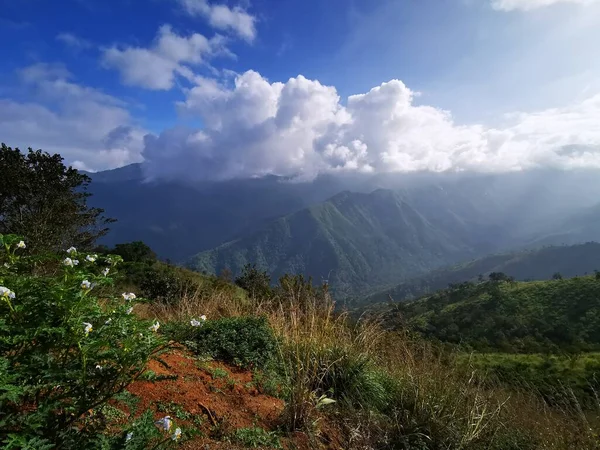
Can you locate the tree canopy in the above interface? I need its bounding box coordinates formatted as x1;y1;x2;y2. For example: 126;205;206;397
0;144;114;252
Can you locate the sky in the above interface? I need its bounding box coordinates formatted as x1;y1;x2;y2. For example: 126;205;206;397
1;0;600;180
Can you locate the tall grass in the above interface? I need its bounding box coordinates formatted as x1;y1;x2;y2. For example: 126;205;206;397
143;274;600;449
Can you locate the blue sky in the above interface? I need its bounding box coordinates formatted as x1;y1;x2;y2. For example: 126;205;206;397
1;0;600;178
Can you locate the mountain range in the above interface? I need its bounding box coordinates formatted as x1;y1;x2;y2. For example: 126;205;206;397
86;164;600;297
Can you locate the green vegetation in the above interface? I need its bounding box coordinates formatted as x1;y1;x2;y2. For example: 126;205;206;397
364;241;600;306
184;316;277;369
231;426;282;448
0;234;183;449
0;144;114;253
384;276;600;353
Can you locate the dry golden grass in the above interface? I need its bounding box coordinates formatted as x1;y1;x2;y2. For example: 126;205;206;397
140;279;600;449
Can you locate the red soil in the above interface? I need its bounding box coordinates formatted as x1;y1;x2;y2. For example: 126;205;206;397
121;347;331;449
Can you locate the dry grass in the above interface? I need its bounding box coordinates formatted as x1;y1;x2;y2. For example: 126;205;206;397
139;279;600;449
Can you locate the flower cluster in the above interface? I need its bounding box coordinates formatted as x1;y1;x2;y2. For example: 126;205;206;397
149;321;160;332
122;292;136;301
86;254;98;263
0;286;16;299
63;257;79;267
154;416;182;441
190;315;207;327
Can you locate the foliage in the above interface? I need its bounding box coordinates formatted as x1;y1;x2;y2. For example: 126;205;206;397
0;144;114;253
0;234;172;448
235;263;273;300
231;426;282;449
111;241;157;263
186;316;276;369
384;276;600;353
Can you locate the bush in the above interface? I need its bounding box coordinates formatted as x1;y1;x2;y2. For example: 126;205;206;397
0;234;177;448
186;316;276;369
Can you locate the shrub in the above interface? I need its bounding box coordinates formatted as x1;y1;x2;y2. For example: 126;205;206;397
0;234;178;448
186;316;276;369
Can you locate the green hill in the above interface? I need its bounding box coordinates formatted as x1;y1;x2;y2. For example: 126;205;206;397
363;242;600;306
382;275;600;353
187;189;496;297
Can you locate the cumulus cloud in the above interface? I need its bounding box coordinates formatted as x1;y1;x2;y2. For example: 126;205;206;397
56;32;92;51
0;63;145;171
102;25;231;90
142;70;600;181
177;0;256;42
491;0;599;11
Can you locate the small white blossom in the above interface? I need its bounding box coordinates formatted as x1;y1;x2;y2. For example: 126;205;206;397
122;292;136;301
16;240;26;249
126;306;134;315
102;267;110;276
83;322;93;335
3;263;9;269
172;427;182;441
190;319;202;327
105;318;112;325
73;259;79;266
86;254;97;263
63;258;74;267
200;315;207;321
81;280;92;290
149;321;160;332
155;416;172;432
125;432;133;442
0;286;15;299
66;246;77;254
95;364;103;371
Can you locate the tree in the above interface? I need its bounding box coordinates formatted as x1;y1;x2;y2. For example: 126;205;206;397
552;272;563;280
112;241;156;263
0;144;114;252
235;263;272;299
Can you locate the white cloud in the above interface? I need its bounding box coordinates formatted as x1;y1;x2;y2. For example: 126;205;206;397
0;63;145;171
491;0;599;11
56;32;92;51
102;25;231;90
142;70;600;180
177;0;256;42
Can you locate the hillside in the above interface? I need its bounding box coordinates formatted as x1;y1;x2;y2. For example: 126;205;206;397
363;242;600;305
381;276;600;353
188;189;503;297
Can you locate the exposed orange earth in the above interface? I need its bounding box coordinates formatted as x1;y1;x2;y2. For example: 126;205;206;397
119;347;336;449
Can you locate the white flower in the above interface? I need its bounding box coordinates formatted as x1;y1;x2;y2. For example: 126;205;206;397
0;286;15;299
16;241;26;249
190;319;202;327
125;431;133;442
200;315;207;321
83;322;93;335
155;416;172;432
126;306;134;315
81;280;91;290
73;259;79;266
63;257;74;267
105;318;112;325
122;292;136;301
95;364;103;371
172;427;182;441
86;254;97;263
102;267;110;276
3;263;9;269
66;246;77;254
149;321;160;332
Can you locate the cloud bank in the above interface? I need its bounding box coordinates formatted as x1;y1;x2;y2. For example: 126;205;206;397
141;70;600;181
491;0;600;11
0;63;145;171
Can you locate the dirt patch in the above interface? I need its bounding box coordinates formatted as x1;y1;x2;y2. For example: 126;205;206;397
121;347;326;449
